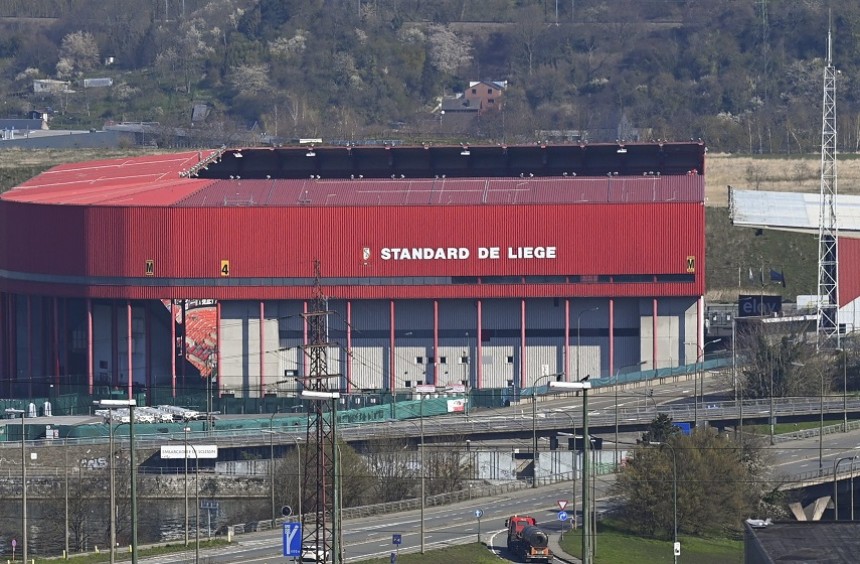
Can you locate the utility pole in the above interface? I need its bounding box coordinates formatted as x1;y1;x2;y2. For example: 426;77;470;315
817;22;840;348
301;261;342;563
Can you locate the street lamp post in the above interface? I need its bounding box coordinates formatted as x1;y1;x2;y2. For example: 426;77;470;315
532;372;564;488
184;425;190;547
834;455;857;521
420;394;425;553
5;408;26;564
694;339;722;430
838;348;849;432
648;441;678;564
549;380;593;564
614;362;647;467
171;437;200;563
94;399;138;563
269;411;279;527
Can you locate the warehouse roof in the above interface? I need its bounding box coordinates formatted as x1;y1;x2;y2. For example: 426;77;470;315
729;188;860;239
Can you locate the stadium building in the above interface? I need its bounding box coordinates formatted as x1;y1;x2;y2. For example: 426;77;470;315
0;143;707;404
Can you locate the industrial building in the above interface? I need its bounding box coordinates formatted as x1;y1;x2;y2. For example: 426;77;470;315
0;142;706;402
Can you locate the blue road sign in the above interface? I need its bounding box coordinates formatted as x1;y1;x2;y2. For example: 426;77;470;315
283;522;302;557
392;533;402;545
558;511;569;522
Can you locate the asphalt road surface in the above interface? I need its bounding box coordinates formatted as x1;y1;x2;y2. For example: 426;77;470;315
136;476;616;563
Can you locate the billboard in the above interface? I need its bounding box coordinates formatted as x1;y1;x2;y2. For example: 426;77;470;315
160;445;218;459
738;295;782;317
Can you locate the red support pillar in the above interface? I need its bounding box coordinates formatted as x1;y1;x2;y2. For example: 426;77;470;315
346;301;352;393
87;298;94;395
609;299;615;377
53;297;60;388
111;301;119;388
127;301;133;401
27;295;32;397
476;300;483;389
215;301;221;398
520;299;526;389
302;301;308;380
564;299;570;381
652;298;658;369
170;301;176;398
433;300;439;386
260;300;265;397
389;300;396;391
145;304;152;401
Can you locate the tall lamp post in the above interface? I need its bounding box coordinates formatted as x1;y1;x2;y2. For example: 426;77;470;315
614;362;647;467
837;348;849;432
269;411;279;526
833;455;858;521
5;408;26;564
647;441;678;564
96;408;131;564
170;437;200;563
694;339;722;430
94;399;138;563
419;394;425;553
531;372;564;488
549;380;593;564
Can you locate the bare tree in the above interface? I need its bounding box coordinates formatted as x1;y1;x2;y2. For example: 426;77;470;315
56;31;99;79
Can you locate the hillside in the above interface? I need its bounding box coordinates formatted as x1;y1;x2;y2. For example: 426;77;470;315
0;1;859;153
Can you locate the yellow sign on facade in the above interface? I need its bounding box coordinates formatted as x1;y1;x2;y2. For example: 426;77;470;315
686;256;696;273
220;260;230;277
145;259;154;276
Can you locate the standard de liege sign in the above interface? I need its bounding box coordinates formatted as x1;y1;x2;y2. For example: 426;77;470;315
160;445;219;459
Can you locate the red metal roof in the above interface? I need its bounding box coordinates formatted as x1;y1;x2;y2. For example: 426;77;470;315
2;151;218;206
178;175;702;207
1;144;706;207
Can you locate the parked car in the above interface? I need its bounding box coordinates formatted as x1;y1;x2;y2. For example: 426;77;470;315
300;544;329;562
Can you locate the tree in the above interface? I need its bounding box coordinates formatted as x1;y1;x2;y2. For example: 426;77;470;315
614;430;760;538
640;413;681;445
56;31;99;79
363;438;417;503
734;318;821;401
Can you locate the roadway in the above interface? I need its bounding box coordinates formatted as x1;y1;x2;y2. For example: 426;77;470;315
137;477;615;563
135;427;860;563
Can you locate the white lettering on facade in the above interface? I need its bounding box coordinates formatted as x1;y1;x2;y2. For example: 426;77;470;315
507;246;557;259
378;246;556;260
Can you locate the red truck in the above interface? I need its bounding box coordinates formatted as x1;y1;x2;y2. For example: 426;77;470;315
505;515;553;563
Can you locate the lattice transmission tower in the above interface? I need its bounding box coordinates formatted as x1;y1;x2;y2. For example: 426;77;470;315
301;260;341;562
817;27;840;347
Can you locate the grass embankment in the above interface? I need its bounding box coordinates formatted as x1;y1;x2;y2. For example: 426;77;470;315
41;539;230;562
559;519;742;564
363;543;499;563
746;420;853;435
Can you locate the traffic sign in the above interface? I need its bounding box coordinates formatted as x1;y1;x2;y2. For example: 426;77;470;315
557;499;568;511
200;500;219;511
392;533;402;545
281;505;293;517
475;509;484;519
674;541;681;556
558;511;569;522
282;522;302;557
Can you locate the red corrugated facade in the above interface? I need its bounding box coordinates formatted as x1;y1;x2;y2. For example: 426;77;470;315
0;144;706;300
0;200;703;299
839;237;860;307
